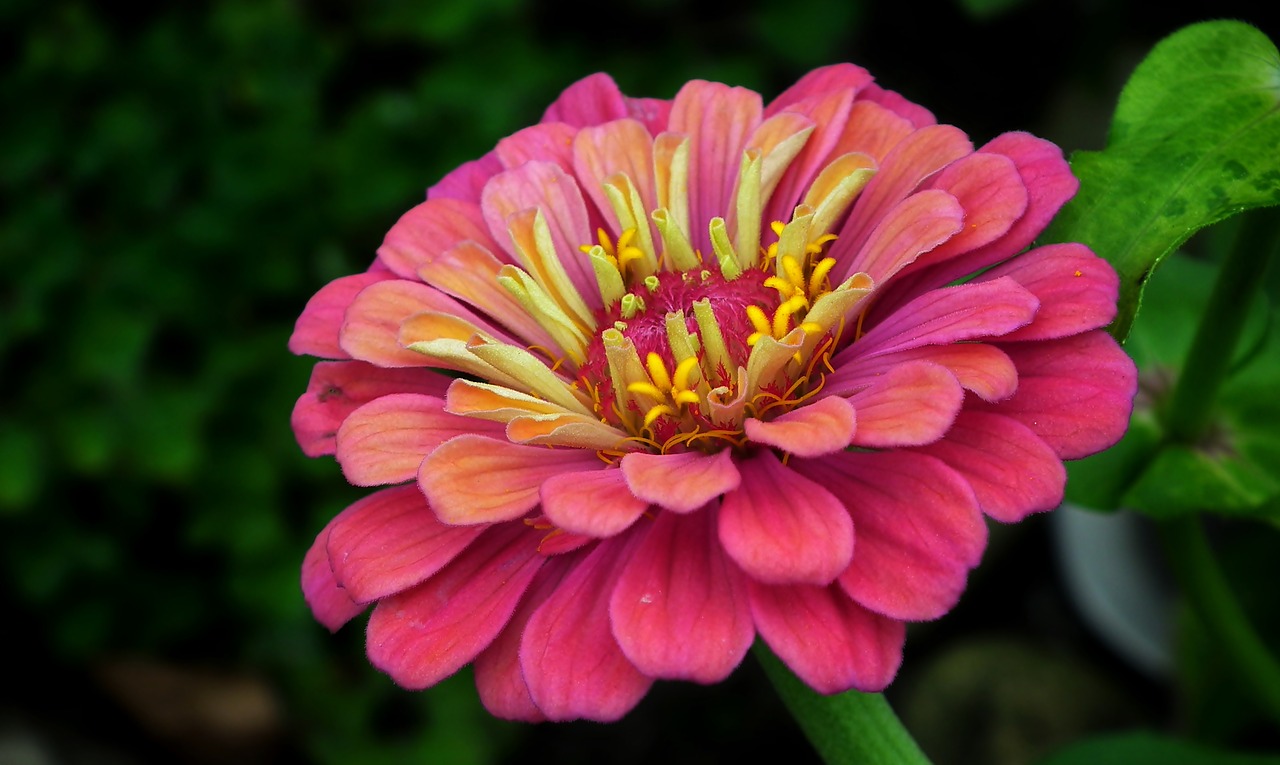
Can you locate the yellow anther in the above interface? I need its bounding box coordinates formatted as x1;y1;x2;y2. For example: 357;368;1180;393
645;352;673;391
805;233;838;255
770;220;786;237
643;404;676;428
627;381;665;399
808;256;837;298
772;295;809;338
672;356;700;391
763;275;794;299
746;305;773;336
782;255;806;290
674;390;702;406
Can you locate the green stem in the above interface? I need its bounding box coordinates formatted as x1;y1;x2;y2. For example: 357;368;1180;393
755;643;932;765
1164;207;1280;443
1157;514;1280;724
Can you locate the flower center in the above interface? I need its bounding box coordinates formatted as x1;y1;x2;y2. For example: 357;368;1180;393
576;221;865;455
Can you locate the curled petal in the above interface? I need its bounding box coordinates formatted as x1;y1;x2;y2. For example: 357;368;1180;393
718;450;853;585
419;435;601;525
521;533;653;721
366;523;543;689
610;508;753;683
620;449;741;514
846;277;1040;360
978;243;1120;341
982;331;1138;459
326;484;485;603
749;581;904;694
825;344;1017;403
744;395;857;456
845;361;965;448
916;411;1066;523
795;451;986;621
541;468;649;538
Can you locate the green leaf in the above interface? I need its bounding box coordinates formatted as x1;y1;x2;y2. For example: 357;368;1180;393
1043;21;1280;340
1037;731;1280;765
1122;443;1280;518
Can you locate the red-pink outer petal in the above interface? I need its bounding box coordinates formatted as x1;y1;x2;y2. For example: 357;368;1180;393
610;508;753;683
520;533;653;721
718;450;853;585
366;523;542;690
325;484;486;604
749;581;905;694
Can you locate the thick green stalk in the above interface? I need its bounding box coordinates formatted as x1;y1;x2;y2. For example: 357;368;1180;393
1164;207;1280;443
755;643;932;765
1157;514;1280;724
1156;209;1280;725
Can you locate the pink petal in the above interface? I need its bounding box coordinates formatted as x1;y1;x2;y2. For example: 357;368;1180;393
975;131;1079;262
763;88;856;227
744;395;857;457
748;581;904;693
480;161;598;309
619;449;741;514
916;411;1066;523
718;450;853;585
428;152;503;203
474;557;574;722
415;240;558;350
336;393;504;487
977;243;1119;341
418;434;601;525
828;101;916;164
981;331;1137;459
541;467;649;538
572;118;657;230
289;271;396;359
668;80;763;253
541;72;629;127
844;277;1039;360
496;122;578;172
845;361;964;448
824;343;1017;403
922;151;1028;261
521;533;653;721
339;280;511;368
610;508;753;683
625;96;671;136
376;198;499;280
795;451;986;621
765;63;873;115
291;361;452;458
301;520;366;632
833;188;965;284
858;82;935;127
325;484;486;603
366;523;543;689
887;130;1083;303
832;124;972;261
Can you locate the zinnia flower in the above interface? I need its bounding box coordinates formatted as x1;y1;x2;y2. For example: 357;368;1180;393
290;64;1137;722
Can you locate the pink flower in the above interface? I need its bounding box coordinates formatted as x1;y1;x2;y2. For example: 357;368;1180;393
290;65;1137;722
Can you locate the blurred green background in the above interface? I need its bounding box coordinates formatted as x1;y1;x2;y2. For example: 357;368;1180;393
2;1;1276;763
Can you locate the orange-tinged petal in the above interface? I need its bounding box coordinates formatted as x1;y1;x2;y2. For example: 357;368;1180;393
418;435;601;525
619;449;741;514
335;393;504;487
744;395;857;457
540;468;648;538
